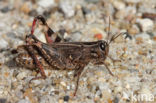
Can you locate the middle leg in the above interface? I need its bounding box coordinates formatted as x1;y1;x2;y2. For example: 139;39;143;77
25;35;47;81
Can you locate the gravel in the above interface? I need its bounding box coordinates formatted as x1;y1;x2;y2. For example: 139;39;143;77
0;0;156;103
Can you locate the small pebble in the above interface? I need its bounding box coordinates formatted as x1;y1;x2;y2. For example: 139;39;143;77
32;80;42;86
0;39;8;49
94;33;103;40
58;99;64;103
16;72;27;80
38;0;55;8
60;81;66;87
113;1;125;10
128;25;139;35
122;91;129;100
114;86;122;93
85;0;100;3
63;95;69;102
28;9;38;16
15;91;23;98
20;3;30;14
81;6;91;15
102;90;111;101
135;33;151;41
153;36;156;41
18;99;30;103
24;88;37;103
59;0;75;18
136;18;154;32
0;98;7;103
125;0;141;3
70;32;82;41
113;97;119;103
1;6;9;13
91;27;107;39
115;10;126;19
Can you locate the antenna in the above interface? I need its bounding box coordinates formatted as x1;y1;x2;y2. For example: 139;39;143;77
105;16;126;45
106;16;111;43
109;32;127;44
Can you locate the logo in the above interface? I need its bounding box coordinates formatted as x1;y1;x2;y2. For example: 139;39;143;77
122;92;154;102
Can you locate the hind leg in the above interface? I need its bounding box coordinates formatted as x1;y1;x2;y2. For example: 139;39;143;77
31;15;63;44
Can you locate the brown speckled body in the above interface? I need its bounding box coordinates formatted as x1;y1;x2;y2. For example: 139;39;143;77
15;39;109;71
15;53;49;69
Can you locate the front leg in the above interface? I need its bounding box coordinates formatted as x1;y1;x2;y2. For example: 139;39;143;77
103;62;114;76
73;64;85;96
108;55;121;64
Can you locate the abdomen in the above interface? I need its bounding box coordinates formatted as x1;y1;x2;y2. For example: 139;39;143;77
14;53;50;69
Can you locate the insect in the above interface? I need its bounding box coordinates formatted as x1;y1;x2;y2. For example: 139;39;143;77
14;15;125;96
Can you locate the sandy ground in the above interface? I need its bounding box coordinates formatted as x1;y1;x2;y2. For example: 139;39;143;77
0;0;156;103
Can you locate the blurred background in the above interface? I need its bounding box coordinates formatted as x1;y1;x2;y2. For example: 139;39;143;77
0;0;156;103
0;0;156;45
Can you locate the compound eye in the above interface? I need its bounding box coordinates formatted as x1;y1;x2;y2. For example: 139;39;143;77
100;42;105;50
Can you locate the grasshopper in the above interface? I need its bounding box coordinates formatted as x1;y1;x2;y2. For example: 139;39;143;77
14;15;124;96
